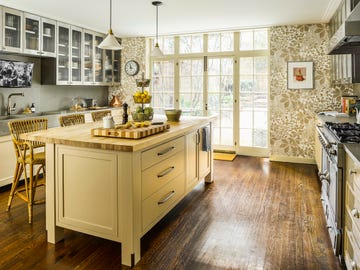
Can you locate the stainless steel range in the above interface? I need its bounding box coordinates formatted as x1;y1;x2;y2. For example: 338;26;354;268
315;121;360;261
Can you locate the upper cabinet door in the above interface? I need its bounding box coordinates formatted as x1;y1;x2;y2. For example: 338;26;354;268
41;18;56;57
71;26;82;84
113;47;121;85
94;35;104;84
23;13;41;55
83;31;94;84
2;7;23;53
57;22;71;85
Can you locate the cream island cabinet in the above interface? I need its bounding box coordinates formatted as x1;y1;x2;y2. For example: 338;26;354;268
22;117;214;267
344;146;360;269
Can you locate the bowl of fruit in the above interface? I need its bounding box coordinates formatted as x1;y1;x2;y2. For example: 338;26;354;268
133;90;151;103
132;106;154;121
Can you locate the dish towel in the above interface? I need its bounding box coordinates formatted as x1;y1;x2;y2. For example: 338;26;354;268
202;126;211;152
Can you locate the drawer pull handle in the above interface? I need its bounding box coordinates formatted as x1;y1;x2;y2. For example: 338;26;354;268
158;190;175;205
157;166;175;178
351;208;360;219
157;147;175;156
350;170;357;175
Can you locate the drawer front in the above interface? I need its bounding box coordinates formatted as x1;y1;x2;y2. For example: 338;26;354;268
345;228;360;270
142;173;185;231
346;182;360;246
142;150;184;200
141;136;184;170
346;154;360;192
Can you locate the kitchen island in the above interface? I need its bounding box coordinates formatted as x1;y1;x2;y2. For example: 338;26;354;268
22;116;214;267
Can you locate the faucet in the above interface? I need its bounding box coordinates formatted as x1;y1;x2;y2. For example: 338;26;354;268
7;93;24;115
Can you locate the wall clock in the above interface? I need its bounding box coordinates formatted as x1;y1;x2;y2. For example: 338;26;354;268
125;60;140;76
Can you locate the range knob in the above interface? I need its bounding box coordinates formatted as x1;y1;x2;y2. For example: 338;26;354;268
329;149;337;156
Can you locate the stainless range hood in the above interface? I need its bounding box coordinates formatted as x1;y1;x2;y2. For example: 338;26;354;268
329;3;360;55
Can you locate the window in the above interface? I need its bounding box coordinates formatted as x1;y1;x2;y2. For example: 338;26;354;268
179;59;204;115
179;34;203;54
208;32;233;52
149;29;269;154
151;60;175;113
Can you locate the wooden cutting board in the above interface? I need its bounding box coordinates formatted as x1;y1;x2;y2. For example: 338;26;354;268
91;123;170;139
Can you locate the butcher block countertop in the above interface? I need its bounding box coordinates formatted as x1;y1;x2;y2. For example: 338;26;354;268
21;116;215;152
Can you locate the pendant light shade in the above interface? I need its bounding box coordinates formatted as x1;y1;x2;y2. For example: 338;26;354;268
151;1;164;57
98;0;122;50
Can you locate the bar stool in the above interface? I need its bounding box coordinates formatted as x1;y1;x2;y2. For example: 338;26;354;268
7;118;47;223
59;113;85;127
91;110;112;122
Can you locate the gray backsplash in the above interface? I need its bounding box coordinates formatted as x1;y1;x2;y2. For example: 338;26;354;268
0;53;108;115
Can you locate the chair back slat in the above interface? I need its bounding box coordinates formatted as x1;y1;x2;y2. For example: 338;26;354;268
59;114;85;127
91;110;111;122
8;118;48;149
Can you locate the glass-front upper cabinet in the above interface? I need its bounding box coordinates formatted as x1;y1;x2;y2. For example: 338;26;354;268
41;18;56;57
94;35;104;84
103;48;121;85
104;50;113;84
71;26;82;83
83;31;94;84
23;13;40;55
23;13;56;57
2;7;22;53
57;23;71;85
113;49;121;84
83;31;105;85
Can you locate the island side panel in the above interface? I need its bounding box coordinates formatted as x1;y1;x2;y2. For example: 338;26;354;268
45;143;64;243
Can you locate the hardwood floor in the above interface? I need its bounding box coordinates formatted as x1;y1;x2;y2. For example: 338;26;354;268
0;156;343;270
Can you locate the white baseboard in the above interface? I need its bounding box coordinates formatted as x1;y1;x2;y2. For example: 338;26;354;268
269;155;316;165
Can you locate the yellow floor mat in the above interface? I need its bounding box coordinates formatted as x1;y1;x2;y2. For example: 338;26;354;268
213;152;237;161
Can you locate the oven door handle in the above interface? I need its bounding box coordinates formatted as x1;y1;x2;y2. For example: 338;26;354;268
316;125;331;148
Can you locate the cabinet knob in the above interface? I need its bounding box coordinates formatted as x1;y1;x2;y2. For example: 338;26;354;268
350;170;357;175
351;260;356;269
351;208;360;219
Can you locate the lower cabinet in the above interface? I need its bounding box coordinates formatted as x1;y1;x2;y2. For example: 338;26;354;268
0;135;16;187
344;152;360;269
185;125;212;191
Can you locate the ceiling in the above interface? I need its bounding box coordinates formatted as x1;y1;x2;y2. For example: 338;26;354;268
0;0;341;37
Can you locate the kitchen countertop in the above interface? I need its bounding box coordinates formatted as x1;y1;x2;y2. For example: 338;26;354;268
21;116;215;152
344;144;360;164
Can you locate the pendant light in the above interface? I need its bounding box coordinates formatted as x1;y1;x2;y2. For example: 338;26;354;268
98;0;122;50
151;1;164;57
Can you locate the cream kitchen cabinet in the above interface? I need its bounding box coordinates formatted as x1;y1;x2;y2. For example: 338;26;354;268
0;135;16;187
23;13;56;57
344;151;360;269
2;7;22;53
185;125;212;191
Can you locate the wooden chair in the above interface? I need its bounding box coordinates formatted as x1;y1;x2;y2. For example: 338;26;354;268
59;113;85;127
7;118;48;223
91;110;112;122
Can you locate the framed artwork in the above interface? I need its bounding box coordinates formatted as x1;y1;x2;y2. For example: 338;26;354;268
287;61;314;89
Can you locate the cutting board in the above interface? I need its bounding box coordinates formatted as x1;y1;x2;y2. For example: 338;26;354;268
91;123;170;139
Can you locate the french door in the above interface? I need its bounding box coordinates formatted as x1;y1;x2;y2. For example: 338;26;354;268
178;56;235;150
156;55;268;155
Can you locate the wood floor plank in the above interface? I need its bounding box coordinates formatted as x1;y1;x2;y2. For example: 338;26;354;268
0;156;343;269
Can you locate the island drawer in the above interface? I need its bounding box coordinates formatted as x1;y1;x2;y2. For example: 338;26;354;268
344;227;360;270
346;181;360;245
142;173;185;232
142;150;184;200
346;154;360;192
141;136;184;170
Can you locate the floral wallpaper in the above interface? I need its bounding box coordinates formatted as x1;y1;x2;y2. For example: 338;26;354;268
269;24;354;161
108;37;147;112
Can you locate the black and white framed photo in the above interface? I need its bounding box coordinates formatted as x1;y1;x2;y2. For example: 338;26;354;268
287;61;314;90
0;60;34;88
